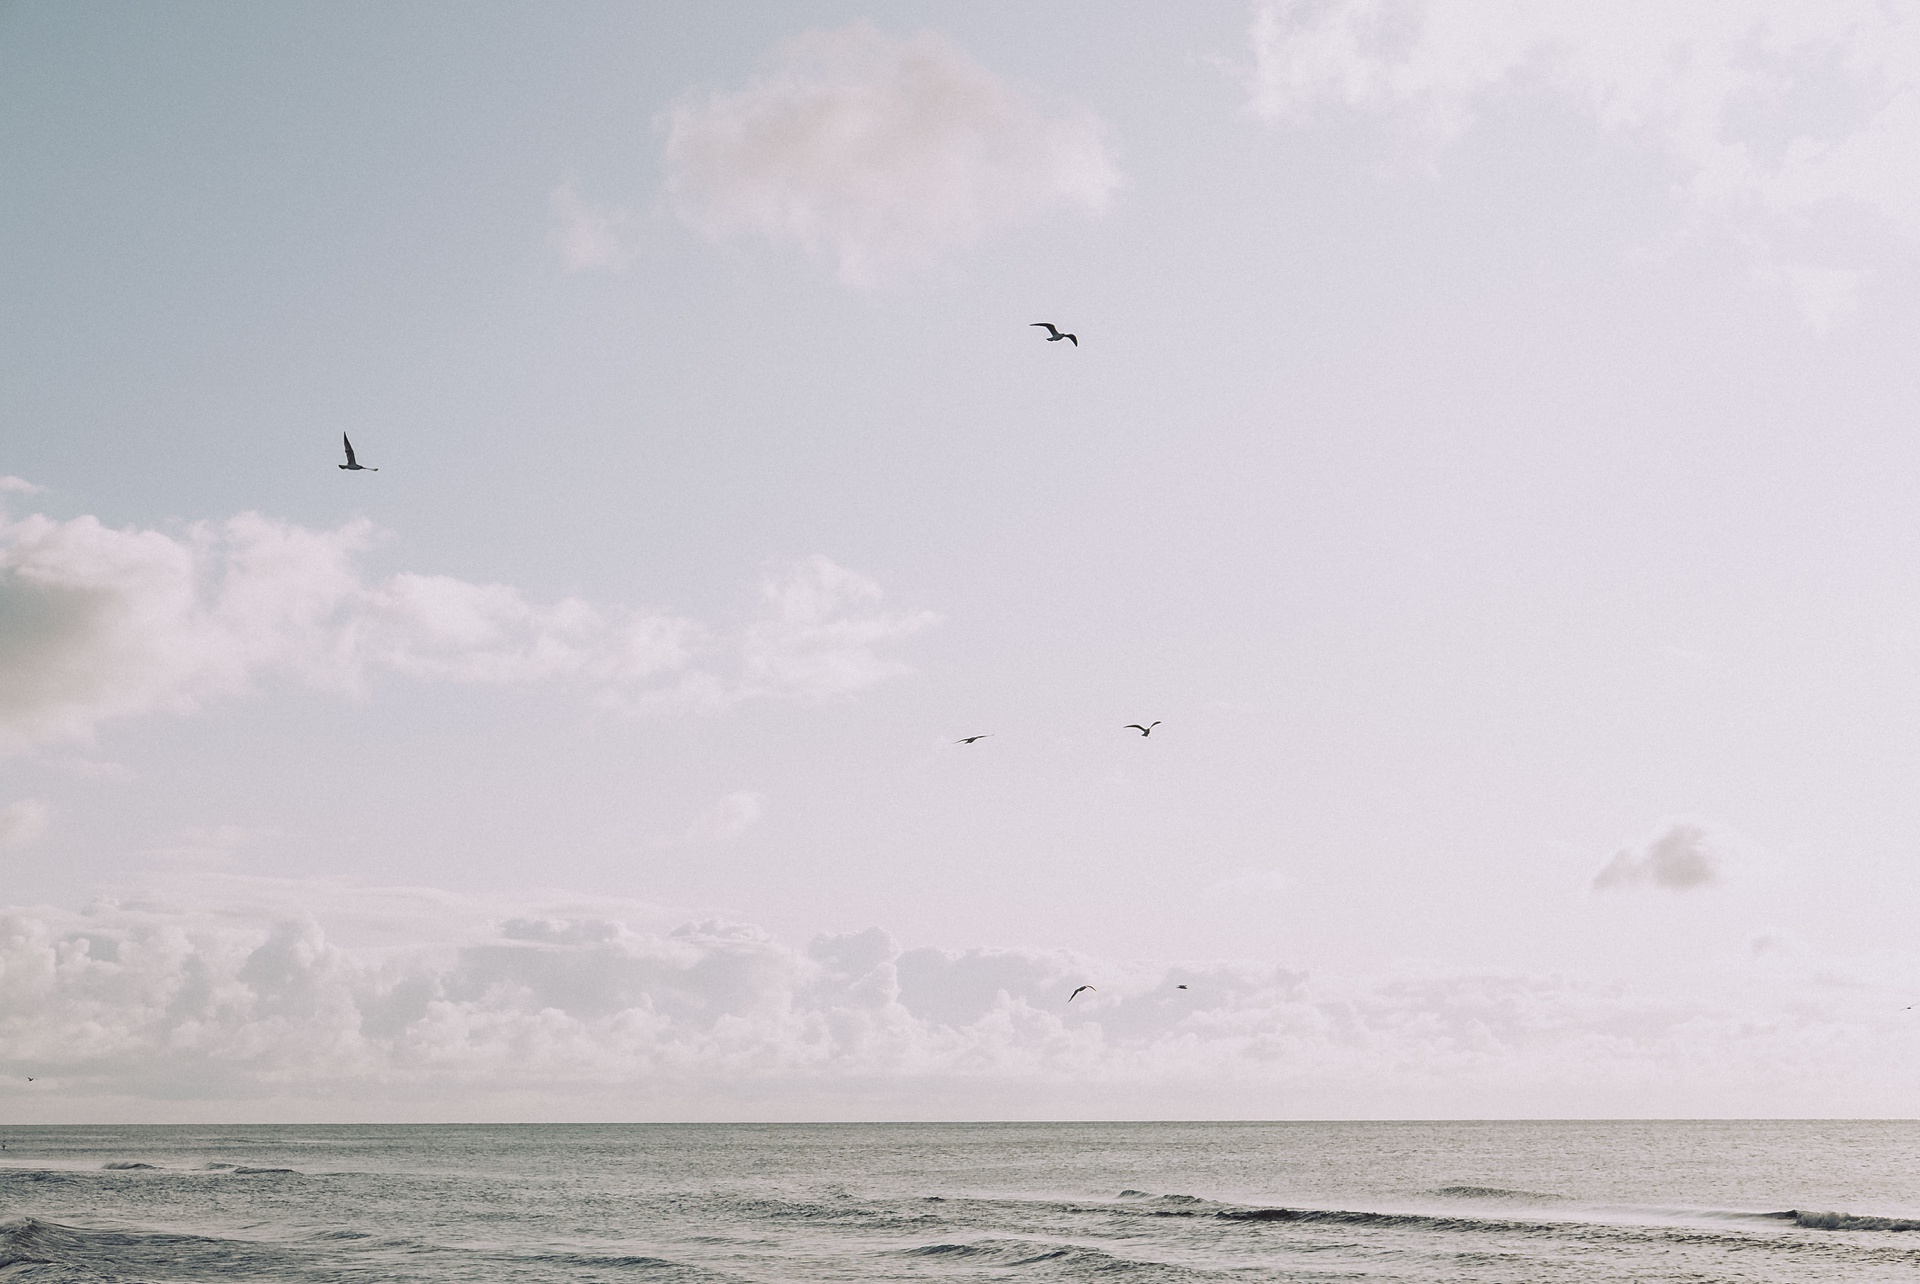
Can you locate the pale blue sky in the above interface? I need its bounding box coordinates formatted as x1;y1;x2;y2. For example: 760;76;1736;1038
4;1;1920;1118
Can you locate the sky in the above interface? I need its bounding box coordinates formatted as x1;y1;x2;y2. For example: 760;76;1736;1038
4;0;1920;1122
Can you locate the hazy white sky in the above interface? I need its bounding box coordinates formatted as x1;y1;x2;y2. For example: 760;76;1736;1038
5;0;1920;1121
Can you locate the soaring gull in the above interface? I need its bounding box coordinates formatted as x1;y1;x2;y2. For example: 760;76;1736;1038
338;434;377;471
1124;722;1161;736
1030;322;1078;346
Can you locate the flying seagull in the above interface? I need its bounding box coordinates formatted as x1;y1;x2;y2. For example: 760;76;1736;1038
1069;985;1095;1002
1030;322;1077;346
338;434;377;471
955;735;993;744
1124;722;1161;736
1176;984;1188;990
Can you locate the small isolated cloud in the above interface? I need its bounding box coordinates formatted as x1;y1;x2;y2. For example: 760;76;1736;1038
0;477;46;496
147;824;258;870
0;799;48;847
1592;820;1728;892
1204;867;1290;898
550;182;638;272
0;508;935;752
1246;0;1920;325
662;22;1122;285
1749;928;1804;959
669;791;766;846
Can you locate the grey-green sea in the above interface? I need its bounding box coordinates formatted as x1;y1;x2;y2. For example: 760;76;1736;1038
2;1121;1916;1282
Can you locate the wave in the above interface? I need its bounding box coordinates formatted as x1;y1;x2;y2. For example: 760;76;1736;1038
1779;1210;1920;1232
1217;1206;1539;1233
1214;1202;1920;1236
899;1237;1228;1279
1425;1185;1566;1201
520;1249;760;1281
97;1164;155;1172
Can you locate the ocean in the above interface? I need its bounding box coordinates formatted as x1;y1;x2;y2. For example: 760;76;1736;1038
1;1121;1916;1282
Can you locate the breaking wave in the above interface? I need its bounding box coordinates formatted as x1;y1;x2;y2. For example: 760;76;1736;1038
1778;1210;1920;1232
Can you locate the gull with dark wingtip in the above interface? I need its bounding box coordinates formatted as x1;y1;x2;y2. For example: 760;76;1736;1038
1068;985;1095;1002
1030;322;1077;346
955;734;993;744
1124;722;1160;736
338;434;377;471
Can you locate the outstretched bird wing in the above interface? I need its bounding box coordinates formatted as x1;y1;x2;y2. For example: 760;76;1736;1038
342;434;357;466
1031;322;1059;337
1069;985;1094;1001
1065;334;1077;346
1125;724;1150;734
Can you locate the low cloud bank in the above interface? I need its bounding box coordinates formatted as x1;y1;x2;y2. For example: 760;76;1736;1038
0;507;934;752
0;877;1911;1119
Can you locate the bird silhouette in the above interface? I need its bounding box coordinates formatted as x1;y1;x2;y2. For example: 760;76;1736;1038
1124;722;1161;736
955;735;993;744
338;434;377;471
1176;984;1188;990
1069;985;1095;1002
1030;322;1077;346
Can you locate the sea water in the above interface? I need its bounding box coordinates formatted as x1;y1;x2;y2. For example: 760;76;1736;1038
1;1121;1916;1281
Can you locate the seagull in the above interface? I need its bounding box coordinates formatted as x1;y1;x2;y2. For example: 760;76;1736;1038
1069;985;1095;1002
955;735;993;744
338;434;377;471
1030;322;1077;346
1176;984;1188;990
1124;722;1161;736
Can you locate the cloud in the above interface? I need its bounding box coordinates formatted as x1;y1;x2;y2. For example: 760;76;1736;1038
0;477;46;496
549;182;638;272
0;873;1914;1118
662;22;1122;285
1591;820;1727;892
663;791;767;847
0;508;935;752
1246;0;1920;324
1203;867;1290;898
0;800;48;847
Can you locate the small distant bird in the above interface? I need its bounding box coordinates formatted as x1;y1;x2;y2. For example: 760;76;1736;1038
1176;984;1188;990
1069;985;1095;1002
338;434;377;471
1124;722;1161;736
24;1077;32;1082
1031;322;1077;346
955;735;993;744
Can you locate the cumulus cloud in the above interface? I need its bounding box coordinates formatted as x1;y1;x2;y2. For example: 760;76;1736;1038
1591;820;1727;892
0;800;48;847
549;182;638;272
1247;0;1920;324
662;22;1122;285
0;477;45;495
0;508;935;752
0;874;1913;1117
